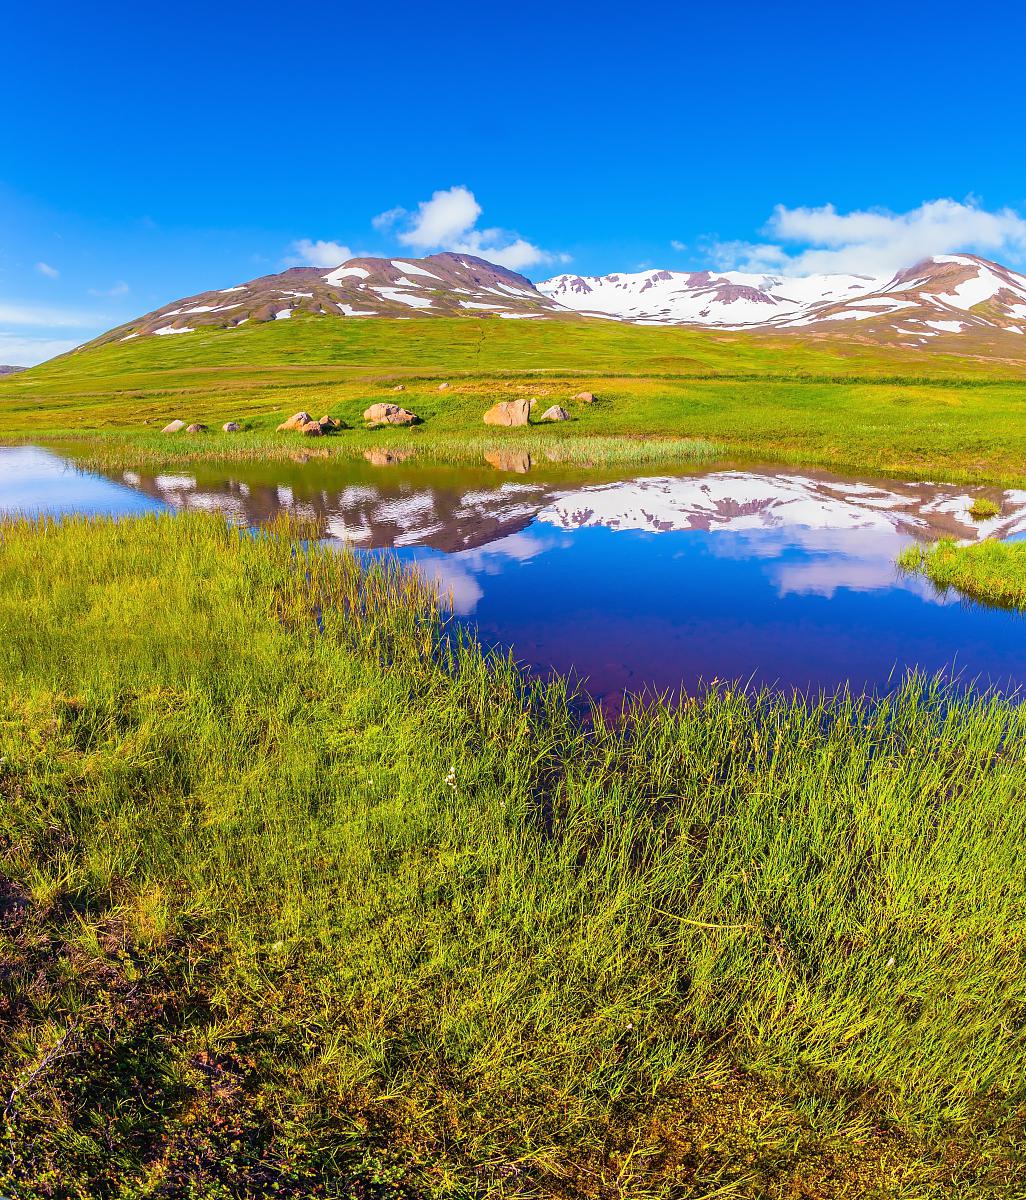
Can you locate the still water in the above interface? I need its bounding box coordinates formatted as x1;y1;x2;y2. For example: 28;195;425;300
3;444;1025;702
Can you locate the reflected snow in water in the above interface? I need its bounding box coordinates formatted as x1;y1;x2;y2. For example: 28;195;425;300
4;444;1025;701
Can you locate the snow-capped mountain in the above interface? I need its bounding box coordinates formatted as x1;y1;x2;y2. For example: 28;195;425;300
538;268;882;326
91;251;1026;352
538;254;1026;343
98;253;567;345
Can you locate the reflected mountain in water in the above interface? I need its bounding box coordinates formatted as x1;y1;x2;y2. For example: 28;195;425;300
5;445;1026;699
539;472;1026;541
116;461;1026;552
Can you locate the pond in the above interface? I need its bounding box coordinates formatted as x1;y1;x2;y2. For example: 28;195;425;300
3;443;1025;703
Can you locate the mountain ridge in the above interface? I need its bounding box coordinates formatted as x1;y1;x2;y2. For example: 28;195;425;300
85;250;1026;356
539;254;1026;346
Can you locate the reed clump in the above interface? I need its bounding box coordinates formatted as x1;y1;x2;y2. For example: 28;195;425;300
899;536;1026;610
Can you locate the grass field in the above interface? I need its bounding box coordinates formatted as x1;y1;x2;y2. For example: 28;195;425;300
3;512;1026;1198
899;537;1026;610
5;315;1026;482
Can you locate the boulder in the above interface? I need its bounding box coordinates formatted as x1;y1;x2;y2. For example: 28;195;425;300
318;415;342;431
485;450;532;474
363;403;419;427
299;421;324;437
185;423;208;434
574;391;596;403
276;411;314;432
161;419;187;434
364;448;413;466
222;421;243;432
392;384;406;392
539;405;570;422
482;399;531;427
437;381;449;391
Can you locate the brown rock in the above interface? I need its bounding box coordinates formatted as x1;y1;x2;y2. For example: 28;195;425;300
185;423;208;434
574;391;596;403
437;381;449;391
363;403;419;427
222;421;243;432
539;405;570;422
161;419;187;434
485;450;532;474
318;415;342;431
277;411;314;432
364;448;413;466
392;384;406;392
482;399;531;427
299;421;324;437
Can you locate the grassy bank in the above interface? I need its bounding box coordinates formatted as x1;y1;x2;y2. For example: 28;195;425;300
5;316;1026;482
2;513;1026;1197
899;537;1026;610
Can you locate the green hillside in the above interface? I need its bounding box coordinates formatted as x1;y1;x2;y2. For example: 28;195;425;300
4;315;1026;482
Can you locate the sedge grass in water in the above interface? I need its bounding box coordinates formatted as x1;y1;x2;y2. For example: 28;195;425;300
2;512;1026;1197
899;536;1026;610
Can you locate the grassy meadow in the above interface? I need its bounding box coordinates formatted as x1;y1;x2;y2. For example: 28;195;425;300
3;512;1026;1198
4;313;1026;1196
4;315;1026;482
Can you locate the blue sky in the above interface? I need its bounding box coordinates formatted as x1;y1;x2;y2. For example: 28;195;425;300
3;0;1026;363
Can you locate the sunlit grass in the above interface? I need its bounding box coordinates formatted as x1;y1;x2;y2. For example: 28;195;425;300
5;316;1026;483
2;512;1025;1196
899;536;1026;610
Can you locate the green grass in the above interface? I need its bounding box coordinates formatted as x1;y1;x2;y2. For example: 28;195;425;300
899;537;1026;610
6;315;1026;483
969;497;1002;520
3;512;1026;1197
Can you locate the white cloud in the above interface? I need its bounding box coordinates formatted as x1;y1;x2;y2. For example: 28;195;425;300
0;333;81;366
288;238;353;267
397;186;482;249
382;185;568;272
88;281;130;298
36;261;59;279
670;240;687;252
706;199;1026;277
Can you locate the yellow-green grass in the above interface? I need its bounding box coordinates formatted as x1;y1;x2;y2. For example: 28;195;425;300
3;512;1026;1197
5;316;1026;483
970;496;1002;520
899;537;1026;610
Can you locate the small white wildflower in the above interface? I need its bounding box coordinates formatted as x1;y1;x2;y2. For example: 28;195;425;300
886;956;896;968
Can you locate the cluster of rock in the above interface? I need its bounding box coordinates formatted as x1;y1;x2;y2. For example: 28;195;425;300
276;412;345;437
159;386;592;439
162;419;245;434
481;390;594;427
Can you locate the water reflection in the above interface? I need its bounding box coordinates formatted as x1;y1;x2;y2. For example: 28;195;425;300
5;445;1026;699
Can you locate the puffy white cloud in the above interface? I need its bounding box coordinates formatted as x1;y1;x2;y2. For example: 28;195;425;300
395;186;482;249
36;261;59;279
379;186;568;272
707;199;1026;277
288;238;353;267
